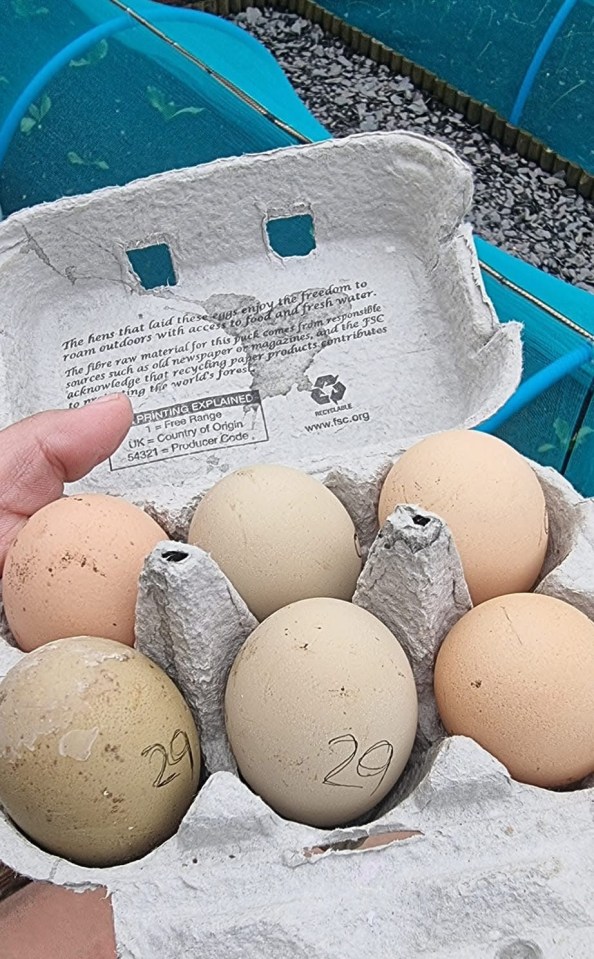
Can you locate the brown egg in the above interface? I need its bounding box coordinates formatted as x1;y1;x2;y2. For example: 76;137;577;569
188;464;362;621
378;430;548;604
0;637;200;866
225;597;418;827
3;494;166;650
434;593;594;787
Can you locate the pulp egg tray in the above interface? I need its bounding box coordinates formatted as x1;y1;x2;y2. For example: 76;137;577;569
0;131;592;958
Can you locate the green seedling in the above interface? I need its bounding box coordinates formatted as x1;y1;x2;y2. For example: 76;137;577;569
67;151;109;171
12;0;48;16
146;85;204;121
538;417;594;455
69;40;109;68
20;94;51;135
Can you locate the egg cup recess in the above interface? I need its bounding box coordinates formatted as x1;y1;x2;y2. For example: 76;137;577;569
138;448;594;807
368;453;594;794
0;455;593;954
1;453;594;852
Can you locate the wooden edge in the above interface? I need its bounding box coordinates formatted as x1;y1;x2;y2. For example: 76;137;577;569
173;0;593;200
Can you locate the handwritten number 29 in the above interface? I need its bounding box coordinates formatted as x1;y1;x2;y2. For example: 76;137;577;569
323;734;394;795
141;729;194;788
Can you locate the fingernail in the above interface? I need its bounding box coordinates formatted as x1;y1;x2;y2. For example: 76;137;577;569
92;393;127;405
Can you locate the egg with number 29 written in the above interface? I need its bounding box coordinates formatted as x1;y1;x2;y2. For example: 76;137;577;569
0;637;200;867
225;598;418;827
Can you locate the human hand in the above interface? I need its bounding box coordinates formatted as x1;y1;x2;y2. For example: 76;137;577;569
0;395;132;953
0;882;117;959
0;394;133;576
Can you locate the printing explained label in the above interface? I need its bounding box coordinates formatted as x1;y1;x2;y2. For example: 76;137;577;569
109;390;268;470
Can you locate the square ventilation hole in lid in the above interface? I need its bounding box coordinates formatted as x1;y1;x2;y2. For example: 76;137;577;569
266;214;316;258
126;243;177;290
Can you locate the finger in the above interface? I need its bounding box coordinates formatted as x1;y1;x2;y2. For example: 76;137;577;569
0;394;133;516
0;883;117;959
0;395;133;574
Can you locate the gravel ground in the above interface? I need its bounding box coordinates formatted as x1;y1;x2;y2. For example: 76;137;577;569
232;7;594;294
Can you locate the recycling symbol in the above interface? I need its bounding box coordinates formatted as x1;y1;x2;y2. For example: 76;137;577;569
310;374;346;405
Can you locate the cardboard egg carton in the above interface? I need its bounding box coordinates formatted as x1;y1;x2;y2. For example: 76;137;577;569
0;131;592;957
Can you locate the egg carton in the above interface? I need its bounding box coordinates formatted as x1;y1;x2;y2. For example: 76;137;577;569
0;129;521;532
1;461;593;958
0;131;592;957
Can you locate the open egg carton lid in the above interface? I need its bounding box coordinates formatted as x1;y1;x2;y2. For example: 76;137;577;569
0;130;522;535
3;133;594;957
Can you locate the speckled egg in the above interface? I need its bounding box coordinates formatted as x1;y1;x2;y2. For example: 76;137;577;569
225;597;418;827
0;636;200;866
2;494;167;650
434;592;594;787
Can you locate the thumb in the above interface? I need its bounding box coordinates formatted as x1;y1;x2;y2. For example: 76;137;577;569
0;394;133;572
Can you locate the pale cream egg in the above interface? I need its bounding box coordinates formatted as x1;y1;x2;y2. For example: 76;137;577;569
188;464;362;620
225;597;418;827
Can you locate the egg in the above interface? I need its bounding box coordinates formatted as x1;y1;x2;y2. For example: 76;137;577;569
433;593;594;787
188;465;362;621
378;430;548;605
0;636;200;866
225;597;418;827
3;494;167;650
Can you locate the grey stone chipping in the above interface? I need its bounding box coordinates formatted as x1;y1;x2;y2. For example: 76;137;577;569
233;6;594;295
